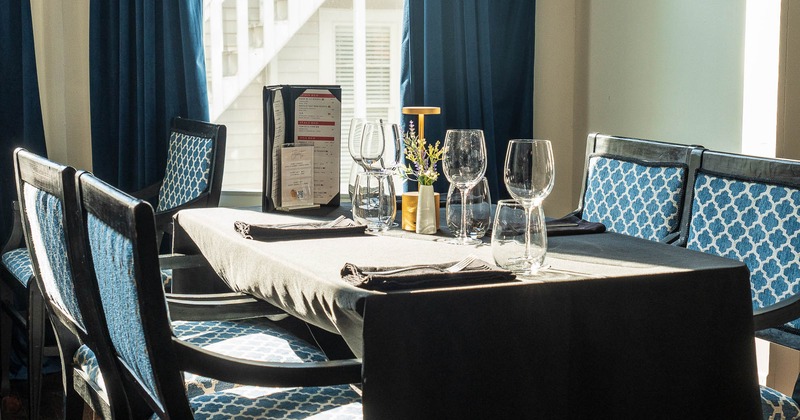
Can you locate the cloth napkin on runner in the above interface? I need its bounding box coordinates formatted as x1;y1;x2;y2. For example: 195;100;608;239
341;258;516;291
546;214;606;237
234;216;365;241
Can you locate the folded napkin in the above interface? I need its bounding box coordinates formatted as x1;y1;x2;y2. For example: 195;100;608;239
234;216;365;241
341;259;516;291
546;214;606;237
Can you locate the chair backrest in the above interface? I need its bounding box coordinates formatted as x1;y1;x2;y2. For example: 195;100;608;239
78;172;194;417
576;133;702;242
156;117;226;212
13;149;132;418
681;150;800;329
14;149;84;335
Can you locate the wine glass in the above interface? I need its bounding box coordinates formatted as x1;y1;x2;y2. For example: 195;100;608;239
442;129;487;245
348;118;368;168
359;122;385;170
503;139;555;273
378;122;402;171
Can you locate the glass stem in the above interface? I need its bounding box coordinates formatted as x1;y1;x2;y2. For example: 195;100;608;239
524;205;533;259
460;186;469;242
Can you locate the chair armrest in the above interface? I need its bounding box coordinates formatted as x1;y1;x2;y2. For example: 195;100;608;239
158;253;207;270
165;292;286;321
153;192;212;237
129;181;162;204
754;293;800;331
173;338;362;387
2;201;26;254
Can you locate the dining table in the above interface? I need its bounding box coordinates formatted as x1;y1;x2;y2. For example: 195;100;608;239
171;206;762;419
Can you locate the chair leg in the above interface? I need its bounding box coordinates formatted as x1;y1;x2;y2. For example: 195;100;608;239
27;284;46;420
0;284;12;396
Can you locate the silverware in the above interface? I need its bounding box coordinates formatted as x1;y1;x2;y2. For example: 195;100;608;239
546;222;579;229
363;255;478;275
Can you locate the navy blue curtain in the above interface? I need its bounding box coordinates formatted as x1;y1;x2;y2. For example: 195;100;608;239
400;0;534;199
0;0;47;242
90;0;209;192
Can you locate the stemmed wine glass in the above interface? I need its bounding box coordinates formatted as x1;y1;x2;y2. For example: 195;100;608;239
503;139;555;272
443;129;487;245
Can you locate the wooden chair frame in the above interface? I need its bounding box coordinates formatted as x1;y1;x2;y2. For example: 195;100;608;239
76;172;361;418
572;132;703;243
131;117;227;251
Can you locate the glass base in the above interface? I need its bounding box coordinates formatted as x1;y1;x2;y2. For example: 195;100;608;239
447;236;483;245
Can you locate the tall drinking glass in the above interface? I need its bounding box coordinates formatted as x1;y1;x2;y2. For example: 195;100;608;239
503;139;554;273
352;170;396;232
443;129;487;245
491;199;547;274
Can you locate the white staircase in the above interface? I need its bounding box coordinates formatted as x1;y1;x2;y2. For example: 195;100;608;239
204;0;326;120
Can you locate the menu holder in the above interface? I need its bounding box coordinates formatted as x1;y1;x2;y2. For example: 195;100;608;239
262;85;342;212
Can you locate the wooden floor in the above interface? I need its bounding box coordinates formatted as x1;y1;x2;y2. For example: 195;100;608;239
1;374;65;420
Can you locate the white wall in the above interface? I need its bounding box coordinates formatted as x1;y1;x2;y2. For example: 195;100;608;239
584;0;746;154
537;0;748;215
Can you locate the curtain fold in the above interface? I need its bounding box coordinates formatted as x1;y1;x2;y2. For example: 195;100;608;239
0;0;47;242
400;0;535;199
90;0;209;192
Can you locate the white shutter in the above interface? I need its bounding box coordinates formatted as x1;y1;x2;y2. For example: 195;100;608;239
335;23;397;196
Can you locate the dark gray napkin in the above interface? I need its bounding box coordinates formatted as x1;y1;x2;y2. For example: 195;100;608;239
546;214;606;237
234;217;365;241
341;259;516;291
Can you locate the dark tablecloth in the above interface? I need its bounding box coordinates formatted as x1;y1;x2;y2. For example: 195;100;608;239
173;207;760;419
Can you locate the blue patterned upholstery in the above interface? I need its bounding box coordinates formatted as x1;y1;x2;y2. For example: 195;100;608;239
86;213;361;417
1;248;33;287
761;385;800;419
22;184;83;327
76;318;331;400
161;269;172;290
582;156;686;242
687;173;800;329
181;385;361;420
156;131;214;212
87;212;159;397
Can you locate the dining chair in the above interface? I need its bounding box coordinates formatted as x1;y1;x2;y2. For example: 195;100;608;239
74;170;363;418
571;132;702;242
12;148;127;419
678;149;800;419
130;117;226;290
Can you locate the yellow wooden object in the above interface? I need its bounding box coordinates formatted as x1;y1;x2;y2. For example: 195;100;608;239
402;106;441;141
401;191;440;232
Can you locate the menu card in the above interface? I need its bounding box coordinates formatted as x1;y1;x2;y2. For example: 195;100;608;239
262;85;342;211
277;144;315;210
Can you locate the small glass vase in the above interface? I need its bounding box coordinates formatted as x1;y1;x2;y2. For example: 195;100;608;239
416;184;437;234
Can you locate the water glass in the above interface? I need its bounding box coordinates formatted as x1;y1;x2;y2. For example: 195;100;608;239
446;177;492;239
352;171;396;232
491;199;547;275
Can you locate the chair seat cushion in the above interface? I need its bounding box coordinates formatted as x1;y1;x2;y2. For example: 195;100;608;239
761;385;800;419
1;248;34;287
183;385;362;419
161;269;172;290
75;317;331;399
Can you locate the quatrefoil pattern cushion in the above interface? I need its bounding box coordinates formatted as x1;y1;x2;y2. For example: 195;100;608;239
761;385;800;419
171;318;330;397
156;131;213;212
75;318;331;400
1;248;34;287
582;156;686;241
687;173;800;329
181;385;362;420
